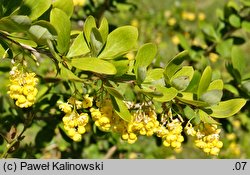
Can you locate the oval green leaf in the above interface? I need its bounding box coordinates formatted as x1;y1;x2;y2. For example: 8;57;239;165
104;85;124;100
135;43;157;71
171;66;194;91
19;0;51;20
98;17;109;43
28;25;54;45
50;8;71;54
70;57;117;75
197;66;212;99
200;89;223;106
229;14;241;28
53;0;74;17
164;50;189;82
84;16;97;45
67;32;90;57
208;79;224;91
209;99;247;118
59;63;84;82
153;86;178;102
199;109;219;124
0;16;31;32
111;96;132;122
143;68;165;86
98;26;138;59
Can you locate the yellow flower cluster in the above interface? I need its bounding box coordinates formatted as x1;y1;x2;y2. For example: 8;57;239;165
186;123;223;156
160;119;184;150
59;95;93;142
90;99;114;132
121;109;159;144
226;133;241;156
8;67;38;108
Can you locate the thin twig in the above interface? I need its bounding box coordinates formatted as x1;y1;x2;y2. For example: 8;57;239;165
104;145;117;159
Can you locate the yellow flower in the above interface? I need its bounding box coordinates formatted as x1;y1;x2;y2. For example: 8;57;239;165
59;102;73;114
126;52;135;60
73;0;86;6
82;94;93;108
226;133;236;141
209;53;219;63
198;12;206;21
182;11;196;21
130;19;139;28
229;142;241;156
168;17;176;26
171;35;180;45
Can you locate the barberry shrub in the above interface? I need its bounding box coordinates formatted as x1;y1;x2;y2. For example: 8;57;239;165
0;0;248;158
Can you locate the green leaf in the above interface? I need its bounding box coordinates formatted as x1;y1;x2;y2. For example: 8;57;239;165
70;57;117;75
177;92;208;107
59;64;84;82
198;109;219;124
0;39;11;59
53;0;74;17
208;99;246;118
104;85;123;100
84;16;97;45
138;84;163;97
0;45;5;58
177;33;190;50
134;43;157;83
143;68;165;86
228;1;241;11
0;15;31;32
171;66;194;91
200;79;224;105
201;23;220;42
231;46;245;76
208;79;224;91
242;21;250;32
164;50;189;82
8;36;37;47
19;0;51;20
111;96;132;122
197;66;212;99
90;28;103;56
50;8;71;54
215;39;233;58
110;59;129;77
135;43;157;70
224;84;239;96
183;106;200;124
67;32;90;57
28;25;54;45
200;90;223;106
229;14;241;28
98;17;109;43
98;26;138;59
153;86;178;102
185;71;201;93
171;76;190;91
33;20;57;35
136;67;147;85
241;80;250;96
226;63;241;84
